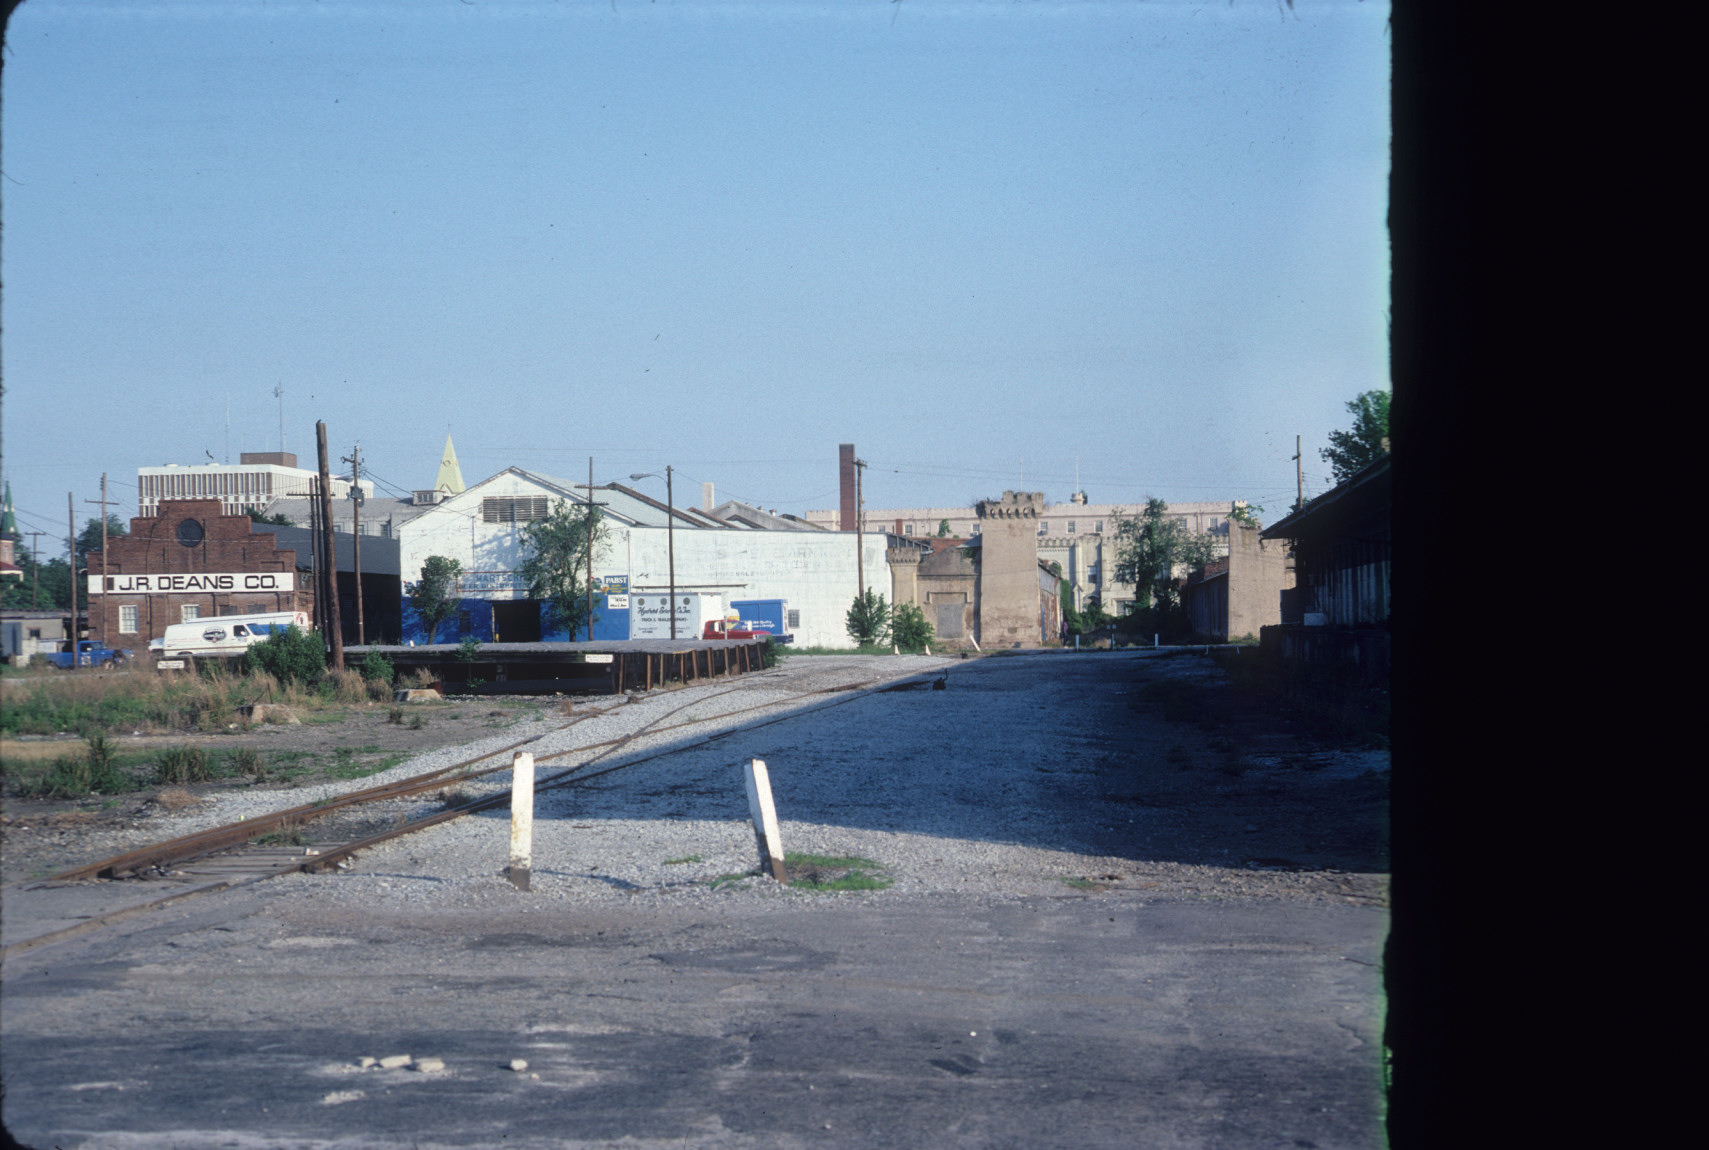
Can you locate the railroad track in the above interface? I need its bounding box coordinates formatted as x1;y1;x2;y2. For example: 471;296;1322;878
3;665;953;957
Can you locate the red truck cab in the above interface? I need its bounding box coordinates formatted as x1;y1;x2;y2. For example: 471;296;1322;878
702;618;766;641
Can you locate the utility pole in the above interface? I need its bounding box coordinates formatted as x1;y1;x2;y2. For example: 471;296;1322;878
308;472;323;638
666;465;676;640
343;445;366;645
67;493;78;644
26;532;45;607
316;422;344;669
586;457;595;642
1293;435;1304;511
275;383;285;455
83;476;110;643
853;457;868;597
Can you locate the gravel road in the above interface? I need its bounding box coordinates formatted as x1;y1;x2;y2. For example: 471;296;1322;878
2;649;1389;1149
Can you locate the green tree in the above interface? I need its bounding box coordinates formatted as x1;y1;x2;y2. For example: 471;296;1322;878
1112;499;1218;624
1228;502;1264;528
1321;389;1391;484
244;624;325;685
516;501;608;640
936;519;952;538
1080;595;1113;631
407;556;463;644
845;589;890;646
76;514;128;569
890;602;934;653
0;545;73;610
247;510;293;526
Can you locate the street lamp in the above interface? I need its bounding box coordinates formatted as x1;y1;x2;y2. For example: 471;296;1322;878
629;467;676;639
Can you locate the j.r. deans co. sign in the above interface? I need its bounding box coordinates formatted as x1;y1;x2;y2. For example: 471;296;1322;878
87;573;296;595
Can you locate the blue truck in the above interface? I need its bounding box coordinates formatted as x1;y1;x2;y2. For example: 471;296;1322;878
43;641;134;669
718;598;794;645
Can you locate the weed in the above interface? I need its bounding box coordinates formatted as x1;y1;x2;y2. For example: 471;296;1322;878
435;788;475;809
154;746;212;785
257;823;308;846
327;669;368;705
709;871;756;890
664;855;704;865
783;852;893;892
154;786;201;812
19;735;138;798
229;747;264;777
387;706;405;724
409;714;424;730
558;699;576;717
365;678;394;704
359;649;396;685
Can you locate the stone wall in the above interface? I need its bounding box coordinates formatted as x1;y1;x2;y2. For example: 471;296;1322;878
975;491;1045;648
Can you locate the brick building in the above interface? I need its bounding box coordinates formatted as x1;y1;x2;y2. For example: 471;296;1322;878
87;499;312;649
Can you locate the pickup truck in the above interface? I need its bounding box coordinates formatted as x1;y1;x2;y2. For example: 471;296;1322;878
43;641;134;669
701;618;770;641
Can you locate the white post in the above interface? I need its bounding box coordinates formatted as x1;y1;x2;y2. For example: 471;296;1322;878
508;751;535;891
743;758;788;883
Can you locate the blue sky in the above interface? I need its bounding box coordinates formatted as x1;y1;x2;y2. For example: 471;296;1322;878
1;0;1389;549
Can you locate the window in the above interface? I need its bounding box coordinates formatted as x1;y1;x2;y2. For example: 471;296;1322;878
1038;521;1049;535
482;496;550;523
28;628;41;640
1068;521;1076;534
119;605;139;633
787;609;800;629
181;604;201;623
457;610;474;636
904;523;914;535
1096;521;1104;534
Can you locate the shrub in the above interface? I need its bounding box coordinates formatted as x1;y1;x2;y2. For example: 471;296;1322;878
890;603;934;653
455;636;481;663
327;668;368;704
155;746;212;784
244;625;325;686
359;649;395;685
845;589;890;646
22;735;137;798
229;747;264;777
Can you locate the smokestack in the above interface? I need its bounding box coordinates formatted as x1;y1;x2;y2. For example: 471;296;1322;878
839;444;857;531
702;481;714;512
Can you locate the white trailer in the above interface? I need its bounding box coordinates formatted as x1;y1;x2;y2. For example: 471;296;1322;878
628;592;723;640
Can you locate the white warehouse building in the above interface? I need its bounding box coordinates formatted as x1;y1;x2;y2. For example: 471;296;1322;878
397;467;890;648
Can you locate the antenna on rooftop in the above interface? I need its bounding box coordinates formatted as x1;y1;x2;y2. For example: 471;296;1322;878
274;383;285;454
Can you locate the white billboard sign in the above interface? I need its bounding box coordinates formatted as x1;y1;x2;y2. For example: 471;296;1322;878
88;572;296;596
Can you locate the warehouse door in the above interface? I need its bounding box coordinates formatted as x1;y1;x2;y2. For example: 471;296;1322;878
491;599;542;643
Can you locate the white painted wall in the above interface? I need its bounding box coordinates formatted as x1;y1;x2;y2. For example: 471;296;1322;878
399;471;893;648
619;525;890;649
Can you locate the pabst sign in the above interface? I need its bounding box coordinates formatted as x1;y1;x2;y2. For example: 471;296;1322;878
88;572;295;595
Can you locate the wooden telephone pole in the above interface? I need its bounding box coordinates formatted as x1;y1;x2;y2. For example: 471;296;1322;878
853;456;868;597
316;422;344;670
343;444;366;645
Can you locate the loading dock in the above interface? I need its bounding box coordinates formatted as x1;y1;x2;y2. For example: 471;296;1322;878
350;637;772;696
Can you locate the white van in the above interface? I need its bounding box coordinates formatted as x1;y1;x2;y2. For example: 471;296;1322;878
159;611;312;662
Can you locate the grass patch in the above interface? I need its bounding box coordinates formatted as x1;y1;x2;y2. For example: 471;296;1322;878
783;852;892;892
256;823;308;846
325;749;405;780
664;854;704;865
709;870;756;890
12;735;141;798
0;664;339;737
154;746;219;785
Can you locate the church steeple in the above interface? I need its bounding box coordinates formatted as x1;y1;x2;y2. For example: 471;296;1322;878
435;436;466;495
0;481;18;540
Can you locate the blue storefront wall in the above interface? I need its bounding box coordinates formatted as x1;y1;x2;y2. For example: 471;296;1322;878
403;594;630;645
